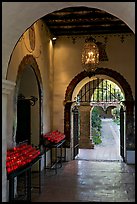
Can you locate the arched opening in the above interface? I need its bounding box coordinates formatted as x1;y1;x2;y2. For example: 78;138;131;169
16;67;39;145
6;55;43;198
4;3;135;202
64;68;134;163
72;77;124;161
6;55;43;148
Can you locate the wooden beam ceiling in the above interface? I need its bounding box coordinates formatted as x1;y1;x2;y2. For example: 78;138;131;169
42;7;132;36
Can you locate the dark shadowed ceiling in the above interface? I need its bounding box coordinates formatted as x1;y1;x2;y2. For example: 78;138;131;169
42;6;132;37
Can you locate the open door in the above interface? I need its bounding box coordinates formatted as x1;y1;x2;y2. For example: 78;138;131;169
72;106;79;159
120;105;125;162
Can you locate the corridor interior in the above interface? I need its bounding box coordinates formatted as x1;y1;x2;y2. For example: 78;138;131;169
30;118;135;202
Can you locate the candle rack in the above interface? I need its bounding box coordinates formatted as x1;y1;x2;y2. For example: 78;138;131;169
43;130;66;174
6;143;42;201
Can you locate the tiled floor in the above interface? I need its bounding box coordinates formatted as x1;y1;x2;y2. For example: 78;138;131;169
31;119;135;202
31;159;135;202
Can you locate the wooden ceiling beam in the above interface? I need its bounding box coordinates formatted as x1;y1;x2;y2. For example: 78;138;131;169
42;7;132;36
51;28;131;36
44;12;116;21
47;22;127;29
45;19;121;26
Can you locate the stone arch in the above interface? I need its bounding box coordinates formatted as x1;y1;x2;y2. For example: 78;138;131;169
15;55;43;93
65;68;133;102
64;68;135;152
12;55;43;144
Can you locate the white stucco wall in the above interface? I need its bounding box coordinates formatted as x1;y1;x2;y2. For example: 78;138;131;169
6;20;54;146
2;3;135;202
2;80;16;202
2;2;135;78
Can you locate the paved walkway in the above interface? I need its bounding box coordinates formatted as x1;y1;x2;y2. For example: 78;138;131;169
76;118;122;161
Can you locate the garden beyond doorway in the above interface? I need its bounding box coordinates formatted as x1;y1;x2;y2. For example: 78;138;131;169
76;118;122;161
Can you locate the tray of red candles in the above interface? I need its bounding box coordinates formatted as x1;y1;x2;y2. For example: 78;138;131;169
6;143;41;175
43;130;65;144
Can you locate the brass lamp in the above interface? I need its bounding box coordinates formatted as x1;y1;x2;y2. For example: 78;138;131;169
81;37;99;73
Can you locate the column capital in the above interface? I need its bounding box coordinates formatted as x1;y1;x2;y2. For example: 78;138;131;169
80;102;90;106
2;79;16;95
79;105;91;112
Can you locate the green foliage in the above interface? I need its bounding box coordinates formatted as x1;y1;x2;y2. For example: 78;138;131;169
113;118;120;125
92;128;102;145
91;79;124;102
92;107;102;130
112;107;120;116
112;107;120;125
92;107;102;145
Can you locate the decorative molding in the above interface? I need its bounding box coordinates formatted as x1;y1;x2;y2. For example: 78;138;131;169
120;35;125;43
29;25;35;51
2;79;16;95
61;33;133;44
22;26;41;58
65;68;134;102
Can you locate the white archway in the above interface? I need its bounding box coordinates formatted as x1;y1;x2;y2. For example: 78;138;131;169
2;2;135;78
2;3;135;201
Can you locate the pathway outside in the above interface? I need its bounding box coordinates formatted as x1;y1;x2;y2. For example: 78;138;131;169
76;118;122;161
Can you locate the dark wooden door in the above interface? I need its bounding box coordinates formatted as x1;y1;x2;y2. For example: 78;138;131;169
73;106;79;159
120;106;125;162
16;99;31;144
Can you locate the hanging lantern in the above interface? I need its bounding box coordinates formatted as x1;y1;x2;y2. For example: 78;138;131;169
81;37;99;73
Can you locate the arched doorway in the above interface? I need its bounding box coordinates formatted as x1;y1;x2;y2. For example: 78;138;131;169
2;4;135;202
7;55;43;148
6;55;43;197
64;68;134;163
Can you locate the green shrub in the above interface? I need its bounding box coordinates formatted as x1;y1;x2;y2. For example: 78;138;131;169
92;107;102;145
92;128;102;145
92;107;102;130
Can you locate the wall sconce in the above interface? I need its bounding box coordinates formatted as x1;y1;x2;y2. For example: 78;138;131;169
52;36;57;45
81;36;99;74
18;94;38;106
52;36;57;41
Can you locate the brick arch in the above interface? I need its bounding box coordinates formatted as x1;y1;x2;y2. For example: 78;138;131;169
14;55;43;144
65;68;133;102
64;68;135;151
16;55;43;90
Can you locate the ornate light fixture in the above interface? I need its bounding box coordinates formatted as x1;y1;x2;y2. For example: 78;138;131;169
81;37;99;74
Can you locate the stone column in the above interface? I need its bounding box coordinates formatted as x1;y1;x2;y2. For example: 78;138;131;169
90;106;93;140
123;101;135;164
2;79;16;202
79;104;94;149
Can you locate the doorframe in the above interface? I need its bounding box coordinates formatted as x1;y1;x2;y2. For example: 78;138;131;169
64;67;135;162
10;55;43;146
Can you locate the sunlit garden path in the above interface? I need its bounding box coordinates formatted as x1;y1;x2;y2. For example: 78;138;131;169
77;118;122;161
